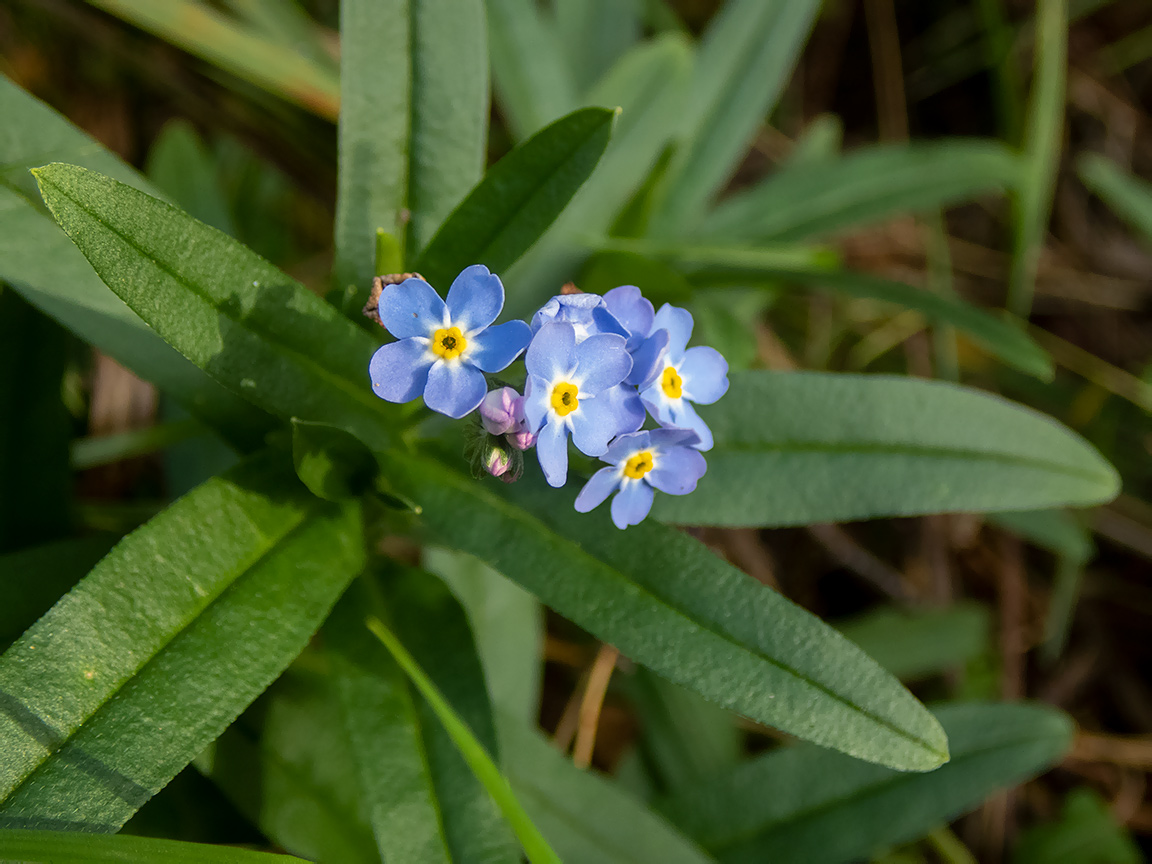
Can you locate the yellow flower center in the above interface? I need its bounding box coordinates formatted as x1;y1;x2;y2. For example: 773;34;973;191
661;366;683;399
550;382;579;416
623;450;655;480
431;326;466;360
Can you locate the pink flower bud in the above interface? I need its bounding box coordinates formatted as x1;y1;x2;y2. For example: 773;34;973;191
508;428;536;451
479;387;520;436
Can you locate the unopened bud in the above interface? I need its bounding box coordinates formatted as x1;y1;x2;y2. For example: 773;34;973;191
485;442;523;483
479;387;520;436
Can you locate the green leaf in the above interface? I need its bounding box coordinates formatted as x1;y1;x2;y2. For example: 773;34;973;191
554;0;642;94
366;613;562;864
698;141;1022;242
650;0;822;235
0;830;308;863
835;603;990;681
658;702;1073;864
0;77;271;449
377;454;949;772
653;371;1117;527
328;569;519;864
145;120;235;235
290;418;379;501
0;450;363;828
0;536;117;653
32;163;397;450
0;290;72;552
1014;788;1143;864
1078;153;1152;244
988;508;1093;563
84;0;339;120
335;0;488;288
413;107;617;289
425;548;543;724
484;0;578;140
673;255;1052;379
197;665;379;864
1007;0;1067;317
500;718;716;864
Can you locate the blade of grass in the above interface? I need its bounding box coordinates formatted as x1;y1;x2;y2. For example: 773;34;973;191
365;616;563;864
84;0;339;120
1006;0;1067;317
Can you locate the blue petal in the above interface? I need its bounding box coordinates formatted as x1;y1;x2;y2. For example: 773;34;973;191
590;306;630;341
680;346;730;404
669;400;714;451
603;430;651;465
651;303;694;357
648;427;702;450
626;329;670;388
648;446;707;495
526;321;576;381
470;319;531;372
603;285;654;343
446;264;504;332
610;480;654;529
571;393;629;457
536;420;570;487
574;467;622;513
600;384;645;435
423;361;487;419
369;339;431;403
640;388;676;427
379;277;447;339
523;375;549;432
573;333;631;393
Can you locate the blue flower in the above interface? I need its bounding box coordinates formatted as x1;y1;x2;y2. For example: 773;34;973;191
639;304;729;450
368;265;531;419
523;322;633;488
574;428;708;529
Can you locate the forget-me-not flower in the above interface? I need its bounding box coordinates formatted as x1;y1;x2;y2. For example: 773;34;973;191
574;428;707;529
523;321;633;487
368;265;531;419
640;304;729;450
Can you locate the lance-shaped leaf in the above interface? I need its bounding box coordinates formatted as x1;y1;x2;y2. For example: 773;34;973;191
335;0;487;288
413;107;616;289
657;702;1073;864
484;0;578;141
377;453;949;772
0;77;272;449
500;718;716;864
0;830;310;864
32;163;397;450
0;450;364;829
698;140;1022;242
650;0;821;235
654;371;1118;527
328;569;519;864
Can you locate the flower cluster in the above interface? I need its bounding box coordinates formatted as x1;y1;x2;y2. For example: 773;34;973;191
367;266;728;528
